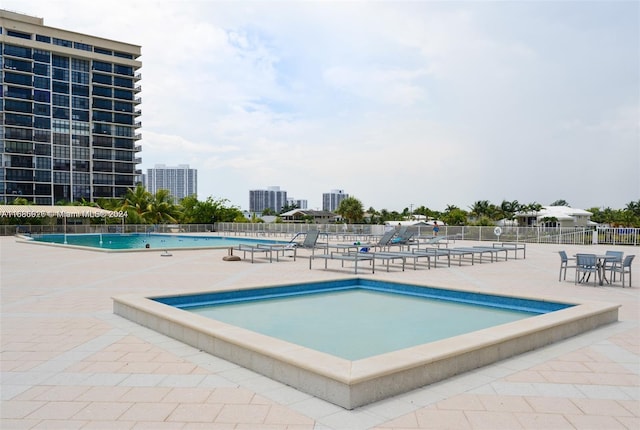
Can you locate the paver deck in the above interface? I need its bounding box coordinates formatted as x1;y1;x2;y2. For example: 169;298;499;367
1;236;638;429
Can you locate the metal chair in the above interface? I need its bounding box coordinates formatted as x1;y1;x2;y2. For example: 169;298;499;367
610;255;634;288
575;253;598;286
558;251;577;281
604;251;624;281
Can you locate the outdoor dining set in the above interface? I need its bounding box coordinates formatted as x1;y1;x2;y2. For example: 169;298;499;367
558;250;635;287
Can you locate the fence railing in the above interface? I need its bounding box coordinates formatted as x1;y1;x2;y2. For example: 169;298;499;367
2;223;638;246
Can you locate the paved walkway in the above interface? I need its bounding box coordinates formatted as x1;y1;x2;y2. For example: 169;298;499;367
1;236;638;429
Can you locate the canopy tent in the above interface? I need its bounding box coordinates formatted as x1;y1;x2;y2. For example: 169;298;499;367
0;205;125;218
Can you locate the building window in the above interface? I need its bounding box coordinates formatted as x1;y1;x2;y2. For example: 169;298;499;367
52;67;69;81
72;85;89;97
115;126;133;137
33;63;50;76
53;38;72;48
6;86;32;100
33;76;50;89
93;86;112;97
7;30;32;40
34;90;50;103
52;119;70;133
53;107;70;120
34;107;51;121
72;97;90;110
93;98;112;110
4;44;31;59
114;89;133;100
114;64;134;75
53;145;70;158
4;58;32;72
73;42;92;52
4;99;32;113
72;71;89;85
93;61;112;72
92;73;112;85
52;81;69;94
114;76;133;88
94;47;113;56
36;34;51;43
34;130;52;143
4;72;32;86
33;49;51;63
52;94;70;107
34;116;51;129
114;101;133;112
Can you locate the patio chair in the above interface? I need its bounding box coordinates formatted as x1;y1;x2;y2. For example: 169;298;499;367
558;251;576;282
603;250;624;281
610;255;634;288
575;253;598;286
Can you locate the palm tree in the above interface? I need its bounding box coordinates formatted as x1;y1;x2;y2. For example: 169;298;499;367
336;197;364;224
469;200;491;219
146;189;180;224
120;184;152;223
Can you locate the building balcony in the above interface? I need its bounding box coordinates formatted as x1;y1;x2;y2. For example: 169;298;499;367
134;145;142;152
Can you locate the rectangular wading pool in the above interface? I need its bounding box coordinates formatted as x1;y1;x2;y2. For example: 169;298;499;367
113;279;619;409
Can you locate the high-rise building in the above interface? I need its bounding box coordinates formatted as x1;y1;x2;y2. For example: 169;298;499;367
323;189;348;212
249;186;287;213
0;10;142;204
145;164;197;203
287;198;307;210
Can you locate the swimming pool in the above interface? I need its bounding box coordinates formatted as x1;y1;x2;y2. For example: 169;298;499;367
114;278;619;409
28;233;285;250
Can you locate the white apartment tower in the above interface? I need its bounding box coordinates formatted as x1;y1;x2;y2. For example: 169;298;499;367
323;189;348;212
145;164;197;203
249;186;287;213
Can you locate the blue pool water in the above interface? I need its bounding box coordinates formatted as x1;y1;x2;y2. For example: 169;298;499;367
31;233;285;250
155;279;573;360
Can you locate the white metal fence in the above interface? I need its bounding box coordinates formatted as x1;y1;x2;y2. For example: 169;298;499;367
4;223;638;246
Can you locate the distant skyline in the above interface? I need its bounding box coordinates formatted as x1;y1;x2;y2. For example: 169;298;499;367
5;0;638;211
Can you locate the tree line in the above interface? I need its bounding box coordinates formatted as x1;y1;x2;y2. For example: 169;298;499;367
335;197;640;227
3;186;639;227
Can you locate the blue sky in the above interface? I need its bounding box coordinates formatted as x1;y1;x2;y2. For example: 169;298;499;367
6;0;639;212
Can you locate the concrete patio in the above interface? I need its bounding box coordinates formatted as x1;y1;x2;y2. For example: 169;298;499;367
1;236;638;429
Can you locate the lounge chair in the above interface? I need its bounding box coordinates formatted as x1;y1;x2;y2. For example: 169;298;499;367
289;230;328;255
610;255;634;287
558;251;576;281
388;227;416;249
330;230;397;252
575;253;598;286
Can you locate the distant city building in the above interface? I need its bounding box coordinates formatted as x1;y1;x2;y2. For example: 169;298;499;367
323;189;348;212
287;198;308;209
0;10;142;204
145;164;197;203
249;186;287;213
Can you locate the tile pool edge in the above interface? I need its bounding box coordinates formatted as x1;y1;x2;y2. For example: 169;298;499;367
112;283;620;409
16;236;237;253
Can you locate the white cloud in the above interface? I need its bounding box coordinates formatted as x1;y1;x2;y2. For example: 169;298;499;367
4;0;638;210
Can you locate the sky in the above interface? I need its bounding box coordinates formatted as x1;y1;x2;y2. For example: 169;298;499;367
5;0;639;212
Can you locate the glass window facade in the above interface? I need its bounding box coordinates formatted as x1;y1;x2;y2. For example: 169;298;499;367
1;12;141;203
